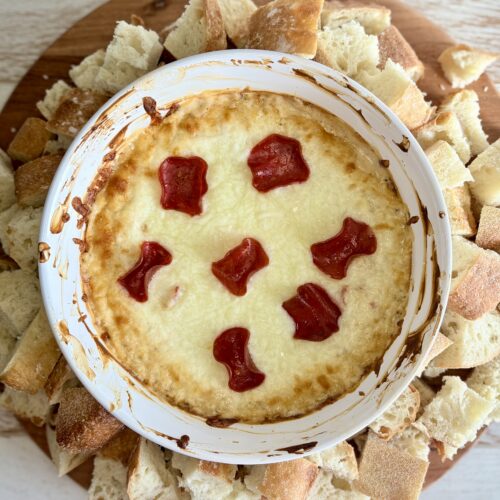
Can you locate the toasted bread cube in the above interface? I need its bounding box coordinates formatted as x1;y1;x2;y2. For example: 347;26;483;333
36;80;72;120
357;431;428;500
468;139;500;206
46;88;108;138
44;356;78;404
307;441;358;481
449;236;500;319
476;205;500;251
69;50;106;91
438;44;499;89
443;185;477;237
217;0;256;48
419;376;494;458
321;1;390;35
425;140;473;190
246;0;324;59
389;423;430;461
14;153;62;207
0;386;50;426
378;25;424;81
440;90;489;156
7;117;53;163
0;149;15;211
316;21;379;78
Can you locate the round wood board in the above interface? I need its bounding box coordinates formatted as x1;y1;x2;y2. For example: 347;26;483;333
1;0;497;491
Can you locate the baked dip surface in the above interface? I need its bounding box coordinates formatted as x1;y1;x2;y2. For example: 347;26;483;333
82;91;412;424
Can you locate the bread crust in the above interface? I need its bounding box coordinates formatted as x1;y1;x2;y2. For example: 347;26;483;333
203;0;228;52
476;206;500;252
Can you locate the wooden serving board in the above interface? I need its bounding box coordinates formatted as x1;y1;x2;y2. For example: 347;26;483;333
0;0;497;491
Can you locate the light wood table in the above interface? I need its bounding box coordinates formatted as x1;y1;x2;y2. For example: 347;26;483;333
0;1;499;498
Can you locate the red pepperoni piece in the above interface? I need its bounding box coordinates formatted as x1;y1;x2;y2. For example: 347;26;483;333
311;218;377;280
159;156;208;216
213;328;265;392
247;134;310;192
118;241;172;302
283;283;342;342
212;238;269;296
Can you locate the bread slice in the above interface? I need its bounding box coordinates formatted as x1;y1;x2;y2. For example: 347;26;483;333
468;139;500;206
440;90;489;156
476;206;500;252
36;80;73;120
443;185;477;237
217;0;256;48
0;269;40;338
89;455;128;500
0;308;60;393
309;469;369;500
418;376;493;458
389;423;430;461
321;1;390;35
369;385;420;440
433;310;500;369
358;60;433;130
14;153;62;207
0;149;15;211
70;50;106;91
413;111;471;163
56;387;124;453
246;0;324;59
356;431;428;500
448;236;500;320
7;117;53;163
0;386;50;426
164;0;227;60
44;356;78;404
438;44;499;89
128;438;181;499
306;440;358;481
425;140;473;190
378;25;424;81
245;459;318;500
315;21;379;78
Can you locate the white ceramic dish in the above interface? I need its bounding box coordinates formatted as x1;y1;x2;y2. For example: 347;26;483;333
39;50;451;464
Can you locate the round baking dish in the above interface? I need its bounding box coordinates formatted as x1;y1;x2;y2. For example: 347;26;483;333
39;50;451;464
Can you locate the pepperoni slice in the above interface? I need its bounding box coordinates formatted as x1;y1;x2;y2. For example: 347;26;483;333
311;218;377;280
118;241;172;302
212;238;269;296
159;156;208;216
247;134;310;192
213;328;265;392
282;283;342;341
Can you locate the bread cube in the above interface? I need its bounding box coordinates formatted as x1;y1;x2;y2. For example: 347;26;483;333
69;50;106;91
411;378;435;415
307;440;358;481
467;354;500;423
217;0;256;48
7;117;53;163
0;328;15;372
36;80;72;120
0;149;15;211
309;469;369;499
89;455;128;500
468;139;500;206
476;205;500;252
0;386;50;426
443;185;477;237
389;423;430;461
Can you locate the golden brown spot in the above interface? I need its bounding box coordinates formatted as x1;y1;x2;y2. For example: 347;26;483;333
316;375;330;390
344;162;356;173
108;176;128;193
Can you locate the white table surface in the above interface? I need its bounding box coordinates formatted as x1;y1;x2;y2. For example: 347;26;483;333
1;1;499;499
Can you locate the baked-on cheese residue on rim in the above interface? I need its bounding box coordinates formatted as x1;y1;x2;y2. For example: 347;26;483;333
81;91;412;424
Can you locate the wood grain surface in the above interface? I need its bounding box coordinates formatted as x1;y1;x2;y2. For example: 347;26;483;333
0;0;499;498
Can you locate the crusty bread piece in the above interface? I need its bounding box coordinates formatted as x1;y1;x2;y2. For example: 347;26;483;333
46;425;91;477
424;332;454;368
468;139;500;206
44;356;78;404
0;386;50;426
356;431;428;500
14;153;62;208
164;0;227;60
217;0;256;48
425;140;473;190
0;308;60;393
443;185;477;237
448;236;500;320
128;438;181;499
69;50;105;91
476;206;500;252
412;378;435;414
389;423;430;462
7;117;53;163
321;1;390;35
309;469;369;500
419;376;494;459
245;459;319;500
358;60;433;130
56;387;124;453
101;428;139;465
315;21;379;78
438;44;499;89
440;90;489;156
0;269;40;338
306;441;358;481
378;25;424;81
246;0;323;59
369;385;420;440
433;310;500;369
0;149;15;211
36;80;72;120
43;134;73;155
413;111;471;163
89;455;128;500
